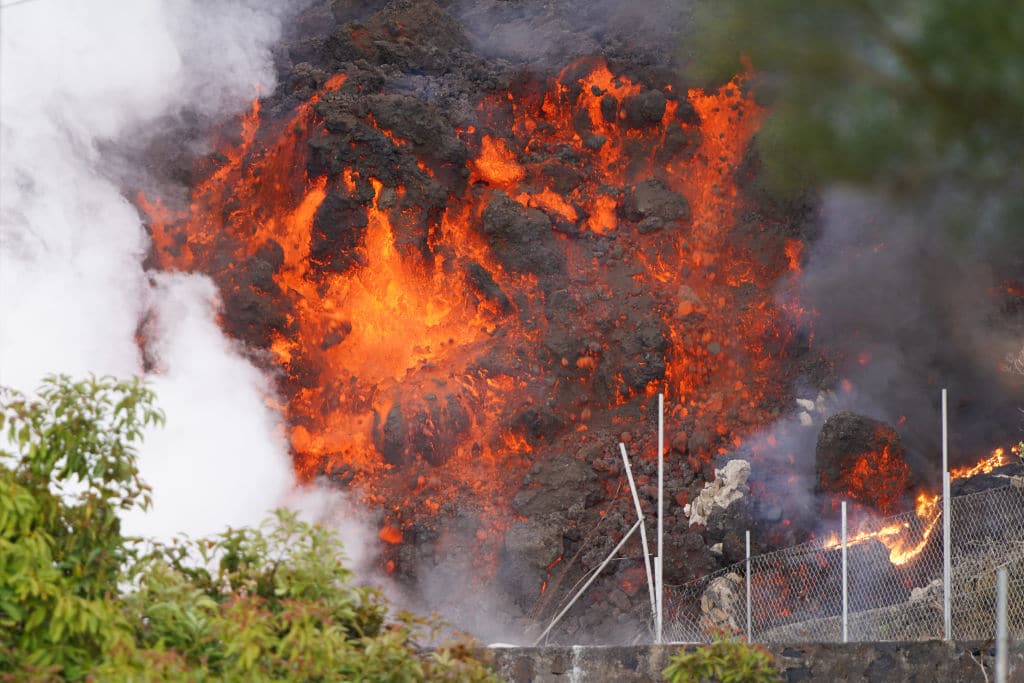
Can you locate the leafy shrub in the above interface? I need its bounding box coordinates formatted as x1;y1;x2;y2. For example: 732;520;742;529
0;376;498;682
663;633;780;683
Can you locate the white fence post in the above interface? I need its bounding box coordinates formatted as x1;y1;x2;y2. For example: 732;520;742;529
943;471;952;641
533;520;642;646
841;500;848;643
619;443;656;623
997;566;1008;683
746;529;752;643
942;389;952;641
656;393;664;644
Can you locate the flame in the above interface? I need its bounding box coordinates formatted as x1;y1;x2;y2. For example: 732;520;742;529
139;59;800;571
951;446;1009;479
824;446;1014;565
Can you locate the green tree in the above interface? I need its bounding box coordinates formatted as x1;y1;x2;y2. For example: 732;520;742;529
684;0;1024;238
0;376;498;682
0;376;161;680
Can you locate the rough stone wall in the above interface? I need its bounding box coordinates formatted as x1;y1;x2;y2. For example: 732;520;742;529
490;641;1024;682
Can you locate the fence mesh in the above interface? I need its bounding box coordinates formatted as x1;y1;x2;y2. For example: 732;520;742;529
663;479;1024;643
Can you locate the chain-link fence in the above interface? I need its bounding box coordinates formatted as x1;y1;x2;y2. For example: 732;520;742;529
663;480;1024;643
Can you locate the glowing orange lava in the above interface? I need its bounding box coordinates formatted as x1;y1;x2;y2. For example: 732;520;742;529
824;441;910;516
140;58;798;569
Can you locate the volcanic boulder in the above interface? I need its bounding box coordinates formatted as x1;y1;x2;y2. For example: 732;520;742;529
624;178;690;225
479;192;565;283
623;89;667;129
513;451;599;518
815;411;911;515
504;519;564;570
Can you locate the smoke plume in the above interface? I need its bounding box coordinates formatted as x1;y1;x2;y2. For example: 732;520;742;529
795;189;1023;481
0;0;312;540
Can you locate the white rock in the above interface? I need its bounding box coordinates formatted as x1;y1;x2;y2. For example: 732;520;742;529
795;398;816;412
700;573;744;632
910;579;942;603
798;411;814;427
688;459;751;527
710;543;723;555
683;503;691;517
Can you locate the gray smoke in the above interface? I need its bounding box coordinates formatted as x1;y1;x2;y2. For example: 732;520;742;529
451;0;693;70
790;188;1024;485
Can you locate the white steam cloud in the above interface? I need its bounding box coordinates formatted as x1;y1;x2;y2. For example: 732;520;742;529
0;0;306;540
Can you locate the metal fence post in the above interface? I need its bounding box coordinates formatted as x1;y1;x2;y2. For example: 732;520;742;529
842;500;848;643
997;566;1008;683
746;529;752;643
656;393;664;644
619;443;656;624
533;520;642;646
943;472;952;640
942;389;952;641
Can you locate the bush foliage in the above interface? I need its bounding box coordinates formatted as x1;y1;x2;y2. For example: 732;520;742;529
0;376;497;682
663;634;779;683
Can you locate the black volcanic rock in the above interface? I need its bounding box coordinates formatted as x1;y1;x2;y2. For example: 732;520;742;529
322;0;473;75
364;94;468;165
951;462;1024;495
479;192;565;280
513;451;599;518
623;89;667;129
505;519;564;570
310;190;368;273
625;178;690;223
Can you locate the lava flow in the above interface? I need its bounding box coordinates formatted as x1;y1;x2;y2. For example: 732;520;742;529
824;446;1017;565
139;57;800;568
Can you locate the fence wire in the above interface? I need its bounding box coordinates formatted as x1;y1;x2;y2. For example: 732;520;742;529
663;479;1024;643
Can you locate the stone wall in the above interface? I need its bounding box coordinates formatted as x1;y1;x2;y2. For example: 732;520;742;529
490;641;1024;682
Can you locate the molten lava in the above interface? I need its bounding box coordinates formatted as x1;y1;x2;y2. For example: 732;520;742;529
140;58;799;568
823;442;910;516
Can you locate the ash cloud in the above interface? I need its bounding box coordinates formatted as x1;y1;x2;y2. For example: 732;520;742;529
0;0;341;542
449;0;693;72
787;188;1024;486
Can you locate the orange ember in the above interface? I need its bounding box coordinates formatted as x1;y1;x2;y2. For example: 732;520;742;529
139;58;798;570
824;442;910;516
474;135;526;185
379;525;404;544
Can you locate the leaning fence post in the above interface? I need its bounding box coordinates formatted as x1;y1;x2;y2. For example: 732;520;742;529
746;529;752;643
532;519;642;646
619;443;656;623
841;500;848;643
997;566;1008;683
